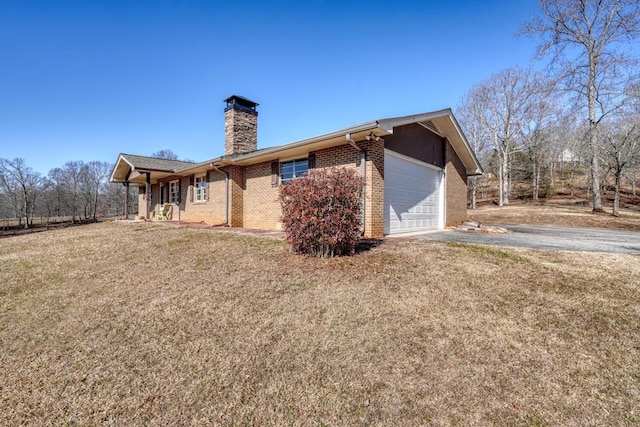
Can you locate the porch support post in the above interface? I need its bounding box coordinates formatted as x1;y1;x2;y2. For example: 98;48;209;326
123;167;132;220
146;172;151;219
124;181;130;220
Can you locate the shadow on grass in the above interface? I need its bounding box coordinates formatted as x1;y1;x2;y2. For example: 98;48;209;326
355;238;385;254
0;220;100;239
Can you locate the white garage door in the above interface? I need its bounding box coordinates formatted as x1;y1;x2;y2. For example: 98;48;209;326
384;150;444;235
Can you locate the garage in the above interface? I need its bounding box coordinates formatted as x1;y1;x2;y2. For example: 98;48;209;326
384;149;444;235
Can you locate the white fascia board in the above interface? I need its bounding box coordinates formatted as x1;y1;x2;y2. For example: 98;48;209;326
377;109;453;133
177;157;226;174
109;154;134;183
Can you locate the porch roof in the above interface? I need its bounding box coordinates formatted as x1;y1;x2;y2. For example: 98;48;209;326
110;154;196;184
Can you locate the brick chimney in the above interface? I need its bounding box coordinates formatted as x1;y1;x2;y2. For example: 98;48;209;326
224;95;258;155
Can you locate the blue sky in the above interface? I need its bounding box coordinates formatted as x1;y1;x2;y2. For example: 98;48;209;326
1;0;541;175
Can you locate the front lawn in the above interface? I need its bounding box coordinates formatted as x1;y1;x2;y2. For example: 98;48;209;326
1;222;638;425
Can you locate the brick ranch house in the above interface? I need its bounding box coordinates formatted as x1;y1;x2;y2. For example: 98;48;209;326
110;95;482;237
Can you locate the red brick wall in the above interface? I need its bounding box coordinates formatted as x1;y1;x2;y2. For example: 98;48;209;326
179;172;227;225
240;143;387;236
445;141;468;226
243;161;281;229
145;141;390;237
362;139;385;237
149;171;227;225
228;166;244;227
315;144;360;170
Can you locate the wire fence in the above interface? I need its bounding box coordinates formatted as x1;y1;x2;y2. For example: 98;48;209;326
0;216;75;229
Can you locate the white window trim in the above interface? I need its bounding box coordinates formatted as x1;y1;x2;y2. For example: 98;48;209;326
169;179;180;204
280;158;309;184
193;174;207;203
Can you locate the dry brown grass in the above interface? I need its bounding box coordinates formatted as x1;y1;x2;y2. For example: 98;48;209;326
1;222;639;425
469;199;640;231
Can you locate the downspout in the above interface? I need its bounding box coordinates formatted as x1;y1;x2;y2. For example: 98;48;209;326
211;164;229;226
346;133;366;234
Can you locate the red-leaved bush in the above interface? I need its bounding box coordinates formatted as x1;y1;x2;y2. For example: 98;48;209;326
279;167;363;257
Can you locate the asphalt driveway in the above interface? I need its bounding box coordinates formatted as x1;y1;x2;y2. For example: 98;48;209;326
418;224;640;255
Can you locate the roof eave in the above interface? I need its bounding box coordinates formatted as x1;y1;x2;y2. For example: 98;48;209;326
229;121;386;165
377;109;454;132
109;154;131;183
178;157;227;174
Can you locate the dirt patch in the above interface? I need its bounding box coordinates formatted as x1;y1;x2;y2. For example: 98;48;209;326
1;222;639;425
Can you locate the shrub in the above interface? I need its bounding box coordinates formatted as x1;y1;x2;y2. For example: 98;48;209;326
279;167;363;257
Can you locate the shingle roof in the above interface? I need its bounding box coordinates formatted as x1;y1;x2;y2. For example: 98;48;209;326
120;153;195;172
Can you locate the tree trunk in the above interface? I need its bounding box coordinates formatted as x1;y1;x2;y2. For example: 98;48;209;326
590;150;604;212
28;194;36;227
502;153;510;205
498;158;504;207
470;176;477;210
93;185;99;221
569;170;574;197
532;157;539;200
588;53;603;213
613;169;621;217
632;162;637;197
22;190;29;229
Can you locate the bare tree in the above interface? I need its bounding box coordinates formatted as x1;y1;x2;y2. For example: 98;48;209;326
0;158;43;228
0;159;135;225
461;67;543;206
522;0;640;212
0;164;22;222
518;78;567;199
602;118;640;216
103;180;126;218
59;161;85;223
81;161;111;221
457;98;492;209
151;149;179;160
46;167;69;219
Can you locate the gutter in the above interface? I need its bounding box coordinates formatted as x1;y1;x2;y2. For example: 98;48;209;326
210;164;230;226
231;121;384;163
346;133;366;235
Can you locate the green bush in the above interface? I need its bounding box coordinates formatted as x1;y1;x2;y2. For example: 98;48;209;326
279;167;362;257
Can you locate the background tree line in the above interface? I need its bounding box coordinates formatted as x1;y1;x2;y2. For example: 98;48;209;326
459;0;640;217
0;158;136;229
0;150;181;229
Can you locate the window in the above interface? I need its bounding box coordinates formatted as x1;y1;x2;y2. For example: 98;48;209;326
194;174;207;202
169;180;180;204
280;158;308;183
159;183;166;204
